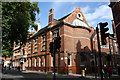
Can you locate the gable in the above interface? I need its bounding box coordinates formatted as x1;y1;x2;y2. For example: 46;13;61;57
63;7;90;28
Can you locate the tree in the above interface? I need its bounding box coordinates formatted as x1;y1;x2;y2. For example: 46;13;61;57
2;2;40;57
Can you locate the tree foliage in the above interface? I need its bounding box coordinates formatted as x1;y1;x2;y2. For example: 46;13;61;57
2;2;40;57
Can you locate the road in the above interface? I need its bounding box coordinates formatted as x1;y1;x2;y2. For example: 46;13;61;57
0;69;119;80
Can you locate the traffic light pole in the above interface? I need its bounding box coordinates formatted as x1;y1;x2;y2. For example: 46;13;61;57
53;51;56;80
58;49;60;73
53;40;56;80
50;36;61;80
96;26;103;80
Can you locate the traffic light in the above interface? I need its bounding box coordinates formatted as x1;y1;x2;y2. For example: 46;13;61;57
99;22;109;45
49;42;54;53
54;36;61;50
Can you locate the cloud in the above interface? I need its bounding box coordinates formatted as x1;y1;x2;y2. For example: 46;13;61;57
51;2;76;19
84;5;113;21
82;5;113;27
81;6;90;14
51;3;113;28
89;21;97;26
51;2;63;13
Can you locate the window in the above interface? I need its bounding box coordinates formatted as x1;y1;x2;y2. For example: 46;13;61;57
29;59;31;67
15;43;20;47
38;58;41;67
40;57;43;66
80;53;87;66
51;57;53;67
43;59;45;67
68;57;70;65
32;59;34;67
42;35;46;51
52;30;59;39
72;19;88;27
78;14;81;17
68;55;72;66
34;37;38;53
77;13;83;20
96;57;99;66
26;60;28;67
34;58;36;67
36;58;39;67
28;42;31;54
111;46;113;52
101;45;109;48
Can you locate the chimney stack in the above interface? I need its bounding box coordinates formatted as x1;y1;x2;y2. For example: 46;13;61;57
48;8;54;25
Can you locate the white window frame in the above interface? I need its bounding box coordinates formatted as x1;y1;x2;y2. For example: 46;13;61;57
38;58;41;67
43;59;45;67
51;57;53;67
29;59;31;67
34;37;38;53
42;35;46;51
34;58;36;67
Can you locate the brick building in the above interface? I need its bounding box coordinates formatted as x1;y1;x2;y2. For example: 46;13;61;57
109;0;120;54
13;7;114;74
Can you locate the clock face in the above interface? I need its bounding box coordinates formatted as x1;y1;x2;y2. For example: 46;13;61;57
77;13;83;20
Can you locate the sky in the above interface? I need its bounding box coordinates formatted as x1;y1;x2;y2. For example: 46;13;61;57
34;1;113;33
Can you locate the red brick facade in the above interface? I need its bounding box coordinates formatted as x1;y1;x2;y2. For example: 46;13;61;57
109;1;120;54
13;7;114;74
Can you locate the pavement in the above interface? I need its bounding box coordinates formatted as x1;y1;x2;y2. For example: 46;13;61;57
0;69;120;80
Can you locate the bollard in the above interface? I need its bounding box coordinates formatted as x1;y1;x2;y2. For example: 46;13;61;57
82;70;85;76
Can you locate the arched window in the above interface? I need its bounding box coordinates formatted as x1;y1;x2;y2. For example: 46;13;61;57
43;58;45;67
72;19;88;27
29;59;31;67
39;57;41;67
26;60;28;67
34;58;36;67
40;57;42;67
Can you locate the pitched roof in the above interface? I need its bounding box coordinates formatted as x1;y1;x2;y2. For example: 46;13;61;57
29;25;49;39
58;13;72;21
29;8;91;39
